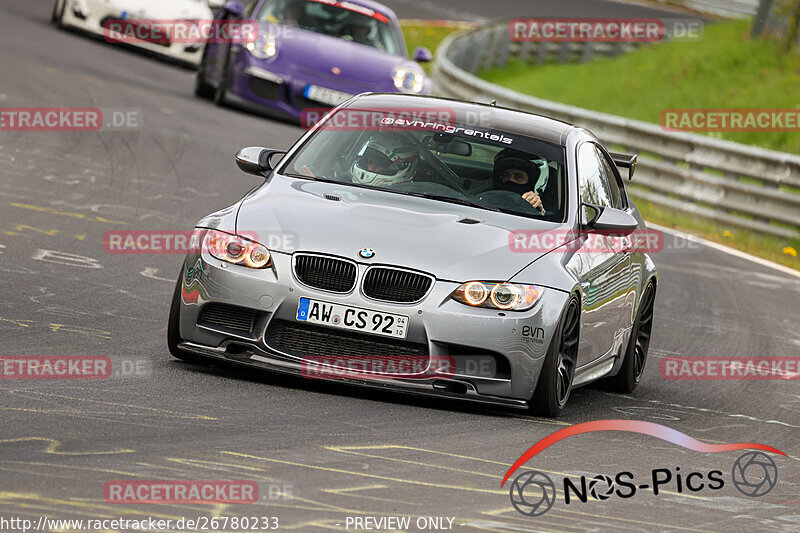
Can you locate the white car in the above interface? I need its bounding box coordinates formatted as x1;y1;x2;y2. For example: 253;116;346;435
51;0;223;67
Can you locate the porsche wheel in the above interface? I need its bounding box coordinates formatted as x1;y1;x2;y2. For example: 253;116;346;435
52;0;66;27
607;281;656;393
194;49;215;99
213;47;232;107
531;295;580;417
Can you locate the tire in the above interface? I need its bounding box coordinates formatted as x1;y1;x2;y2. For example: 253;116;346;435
606;281;656;393
53;0;66;27
530;295;580;417
213;46;233;107
167;272;202;363
194;48;215;99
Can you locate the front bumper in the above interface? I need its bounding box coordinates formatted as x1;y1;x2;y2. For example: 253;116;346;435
225;48;408;120
176;247;569;408
59;0;205;66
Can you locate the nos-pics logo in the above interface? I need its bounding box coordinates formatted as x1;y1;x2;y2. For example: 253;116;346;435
502;420;784;517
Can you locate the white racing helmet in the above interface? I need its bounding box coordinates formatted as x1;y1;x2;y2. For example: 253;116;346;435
351;134;419;186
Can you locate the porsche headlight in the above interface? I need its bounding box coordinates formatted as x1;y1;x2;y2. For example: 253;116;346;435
246;33;277;59
203;230;271;269
452;282;543;311
392;66;424;93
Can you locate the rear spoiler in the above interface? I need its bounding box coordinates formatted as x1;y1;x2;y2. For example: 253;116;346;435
610;152;638;180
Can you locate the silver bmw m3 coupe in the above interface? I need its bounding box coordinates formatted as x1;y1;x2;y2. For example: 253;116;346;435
167;93;658;416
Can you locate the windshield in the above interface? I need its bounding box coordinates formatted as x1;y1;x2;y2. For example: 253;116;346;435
255;0;402;56
280;108;567;222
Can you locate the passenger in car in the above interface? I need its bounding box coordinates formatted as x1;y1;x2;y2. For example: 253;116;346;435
493;149;554;214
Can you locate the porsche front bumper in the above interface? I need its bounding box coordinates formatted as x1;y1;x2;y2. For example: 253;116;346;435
59;0;205;66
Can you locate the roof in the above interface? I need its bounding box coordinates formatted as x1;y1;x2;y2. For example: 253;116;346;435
329;0;399;23
342;93;576;145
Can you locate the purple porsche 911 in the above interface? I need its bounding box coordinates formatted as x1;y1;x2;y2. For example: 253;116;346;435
195;0;433;121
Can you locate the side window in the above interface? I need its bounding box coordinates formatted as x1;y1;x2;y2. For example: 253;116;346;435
577;143;614;208
596;147;625;209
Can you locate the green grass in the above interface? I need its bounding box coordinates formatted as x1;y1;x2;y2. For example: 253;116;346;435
480;19;800;153
401;22;465;73
633;195;800;270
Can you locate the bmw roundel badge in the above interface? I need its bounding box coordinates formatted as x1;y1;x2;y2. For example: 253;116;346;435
359;248;375;259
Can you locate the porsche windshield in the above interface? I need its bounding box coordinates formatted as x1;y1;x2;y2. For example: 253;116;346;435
282;110;567;221
256;0;402;56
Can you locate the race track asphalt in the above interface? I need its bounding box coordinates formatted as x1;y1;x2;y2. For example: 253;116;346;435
0;1;798;532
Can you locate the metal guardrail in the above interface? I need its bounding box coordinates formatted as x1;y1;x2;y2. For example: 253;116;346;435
432;21;800;239
674;0;759;17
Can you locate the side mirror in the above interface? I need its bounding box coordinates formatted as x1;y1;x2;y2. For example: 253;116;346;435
610;152;638;180
413;47;433;63
221;0;245;17
235;147;285;176
583;203;638;235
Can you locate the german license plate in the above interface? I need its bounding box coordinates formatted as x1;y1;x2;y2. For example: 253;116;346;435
303;84;352;106
296;297;408;339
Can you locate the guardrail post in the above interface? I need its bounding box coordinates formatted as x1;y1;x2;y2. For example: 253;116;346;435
497;27;512;69
558;41;570;63
535;41;548;64
465;30;488;73
481;28;499;70
519;40;532;62
751;0;777;37
580;42;594;63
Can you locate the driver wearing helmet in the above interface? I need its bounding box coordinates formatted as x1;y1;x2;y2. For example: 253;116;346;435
493;148;552;214
350;134;419;187
346;18;374;46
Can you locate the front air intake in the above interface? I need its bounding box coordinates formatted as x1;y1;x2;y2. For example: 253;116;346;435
293;253;357;293
362;267;434;303
198;303;257;334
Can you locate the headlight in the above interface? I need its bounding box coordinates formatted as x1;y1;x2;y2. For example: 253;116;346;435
452;282;543;311
392;66;424;93
203;229;271;269
246;33;277;59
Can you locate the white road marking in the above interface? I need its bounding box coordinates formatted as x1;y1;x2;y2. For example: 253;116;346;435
648;222;800;279
31;249;103;269
140;267;172;282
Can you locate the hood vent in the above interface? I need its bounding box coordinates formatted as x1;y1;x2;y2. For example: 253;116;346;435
324;193;342;202
457;217;483;224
